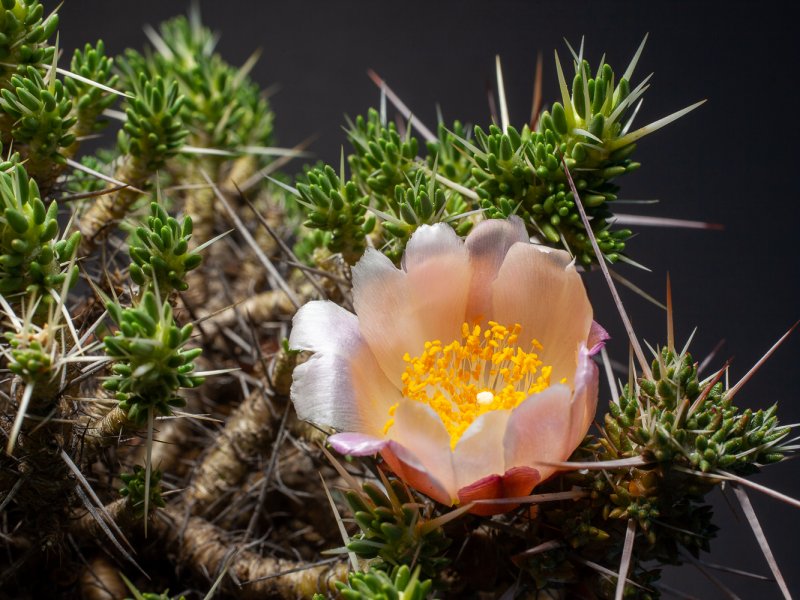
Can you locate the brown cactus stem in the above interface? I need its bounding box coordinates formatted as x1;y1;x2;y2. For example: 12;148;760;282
221;154;258;197
80;405;133;455
184;157;220;252
184;349;297;516
77;157;150;255
196;283;311;337
153;504;347;599
79;555;129;600
69;497;142;543
185;388;282;516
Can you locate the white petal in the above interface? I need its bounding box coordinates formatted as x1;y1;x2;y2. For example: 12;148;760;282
387;399;457;499
491;244;592;383
290;300;358;355
289;300;400;435
402;222;466;271
464;217;529;320
452;409;510;490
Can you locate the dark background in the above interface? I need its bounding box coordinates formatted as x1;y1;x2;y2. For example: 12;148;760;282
56;1;800;597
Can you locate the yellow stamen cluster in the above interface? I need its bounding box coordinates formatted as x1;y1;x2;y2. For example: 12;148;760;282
388;321;554;449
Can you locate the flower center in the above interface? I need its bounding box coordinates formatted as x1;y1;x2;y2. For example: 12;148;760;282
385;321;556;449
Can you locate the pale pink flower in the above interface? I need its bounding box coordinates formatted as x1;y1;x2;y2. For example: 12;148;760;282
290;218;604;515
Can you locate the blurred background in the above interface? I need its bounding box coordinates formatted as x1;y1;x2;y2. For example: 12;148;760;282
56;1;800;596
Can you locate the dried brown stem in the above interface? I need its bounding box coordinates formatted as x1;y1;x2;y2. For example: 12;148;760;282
80;405;132;455
77;158;149;254
198;287;304;335
79;555;128;600
185;388;282;515
154;504;347;598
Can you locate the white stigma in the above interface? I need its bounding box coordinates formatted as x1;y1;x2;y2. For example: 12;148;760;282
476;390;494;405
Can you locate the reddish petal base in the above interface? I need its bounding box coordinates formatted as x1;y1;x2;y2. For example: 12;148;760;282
457;466;541;516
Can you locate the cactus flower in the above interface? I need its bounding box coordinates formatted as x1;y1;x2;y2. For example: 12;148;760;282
290;218;604;514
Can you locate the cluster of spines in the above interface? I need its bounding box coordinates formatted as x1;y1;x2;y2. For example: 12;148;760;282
510;340;792;598
102;291;203;424
290;46;681;268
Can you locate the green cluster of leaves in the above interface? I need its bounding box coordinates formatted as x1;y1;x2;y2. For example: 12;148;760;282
117;75;188;173
0;0;57;90
456;50;647;266
322;565;432;600
129;202;201;294
120;14;274;153
120;573;186;600
3;327;51;382
346;110;473;263
119;465;166;517
292;43;694;269
516;344;791;597
296;164;373;265
64;40;119;137
344;479;450;580
102;291;203;424
0;163;80;295
607;348;790;474
0;65;76;177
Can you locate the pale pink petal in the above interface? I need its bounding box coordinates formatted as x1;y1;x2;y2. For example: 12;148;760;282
464;216;529;320
503;384;573;482
587;321;609;355
451;409;510;491
329;432;387;456
385;399;457;501
352;225;471;384
491;244;593;383
567;344;599;448
290;301;400;435
456;466;540;516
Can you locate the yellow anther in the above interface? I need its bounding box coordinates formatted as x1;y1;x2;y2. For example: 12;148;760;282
385;321;559;449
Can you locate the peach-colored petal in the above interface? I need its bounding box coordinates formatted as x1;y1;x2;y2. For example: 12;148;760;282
456;466;541;516
290;301;400;435
464;217;529;320
452;409;510;491
327;432;454;505
491;244;593;383
381;441;452;506
352;225;470;384
386;399;457;500
502;384;573;482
